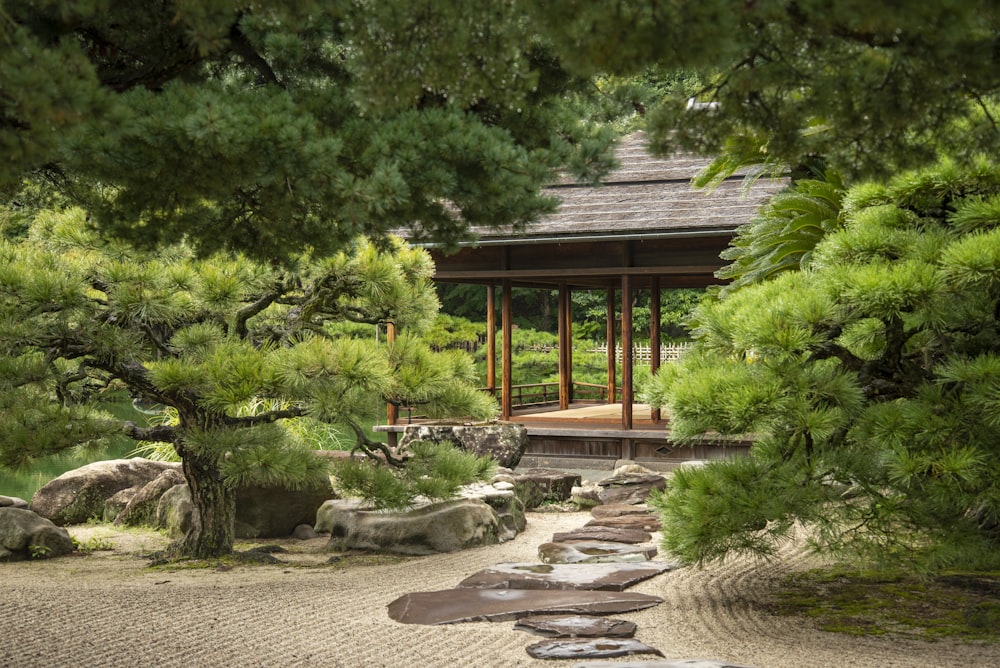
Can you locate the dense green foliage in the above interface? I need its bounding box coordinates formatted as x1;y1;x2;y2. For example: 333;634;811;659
333;441;495;510
0;209;495;556
647;161;1000;570
1;0;622;263
527;1;1000;179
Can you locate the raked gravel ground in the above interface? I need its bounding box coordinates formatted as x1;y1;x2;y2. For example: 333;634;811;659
2;511;999;668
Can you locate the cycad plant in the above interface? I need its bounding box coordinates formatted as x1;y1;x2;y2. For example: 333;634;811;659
647;159;1000;571
0;208;496;557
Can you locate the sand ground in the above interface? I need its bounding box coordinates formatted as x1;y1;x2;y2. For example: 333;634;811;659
2;511;999;668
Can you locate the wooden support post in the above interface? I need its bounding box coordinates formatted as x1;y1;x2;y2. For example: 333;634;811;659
385;320;398;448
486;284;496;395
606;286;616;404
501;279;513;420
558;283;572;410
650;277;662;423
621;275;633;431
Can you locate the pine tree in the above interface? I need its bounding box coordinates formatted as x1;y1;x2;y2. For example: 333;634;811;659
0;208;496;557
525;1;1000;179
1;1;620;262
646;160;1000;570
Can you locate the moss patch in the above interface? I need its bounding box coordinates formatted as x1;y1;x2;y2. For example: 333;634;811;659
770;567;1000;642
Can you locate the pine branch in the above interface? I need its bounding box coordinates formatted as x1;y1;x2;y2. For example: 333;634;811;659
346;420;405;468
121;420;177;443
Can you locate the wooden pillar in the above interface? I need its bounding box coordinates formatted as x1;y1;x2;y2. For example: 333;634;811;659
385;320;398;448
605;287;616;404
486;284;496;395
558;283;572;410
501;279;513;420
649;277;662;423
621;275;633;431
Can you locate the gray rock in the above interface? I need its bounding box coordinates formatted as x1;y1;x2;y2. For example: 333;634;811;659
234;483;334;538
387;588;663;624
292;524;321;540
320;498;508;555
0;496;29;509
514;469;582;509
458;561;673;591
585;514;662;532
514;615;637;638
115;468;186;527
572;660;759;668
539;541;658;564
571;483;603;508
156;482;335;539
591;504;653;519
156;484;197;539
30;458;182;525
0;507;75;561
526;638;664;660
552;527;653;545
398;422;529;468
597;472;666;506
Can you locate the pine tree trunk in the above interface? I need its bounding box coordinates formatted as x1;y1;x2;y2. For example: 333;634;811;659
179;453;236;558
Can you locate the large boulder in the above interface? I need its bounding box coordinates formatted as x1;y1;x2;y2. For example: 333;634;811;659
156;482;335;539
514;469;582;509
30;459;182;526
0;496;28;509
115;468;186;527
597;464;667;506
234;483;334;538
398;422;529;468
318;498;506;555
0;508;75;561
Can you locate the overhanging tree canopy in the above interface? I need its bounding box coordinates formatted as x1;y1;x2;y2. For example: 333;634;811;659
1;0;618;262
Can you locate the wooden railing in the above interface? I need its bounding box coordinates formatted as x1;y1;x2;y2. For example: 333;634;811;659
482;381;621;408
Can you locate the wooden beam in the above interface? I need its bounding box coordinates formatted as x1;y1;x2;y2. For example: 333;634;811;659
606;287;616;404
621;275;633;431
558;284;572;410
501;279;513;420
385;320;398;448
649;277;662;423
486;284;496;394
434;264;724;281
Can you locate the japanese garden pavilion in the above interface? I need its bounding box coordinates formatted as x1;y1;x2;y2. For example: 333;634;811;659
394;133;785;469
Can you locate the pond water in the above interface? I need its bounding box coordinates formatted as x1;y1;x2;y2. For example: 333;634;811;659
0;439;138;502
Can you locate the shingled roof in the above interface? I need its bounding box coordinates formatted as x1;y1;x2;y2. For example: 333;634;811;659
465;131;787;245
426;132;787;290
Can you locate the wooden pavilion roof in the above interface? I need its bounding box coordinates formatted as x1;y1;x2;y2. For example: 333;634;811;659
421;132;787;291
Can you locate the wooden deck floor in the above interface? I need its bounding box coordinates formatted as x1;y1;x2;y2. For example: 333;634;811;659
513;403;665;435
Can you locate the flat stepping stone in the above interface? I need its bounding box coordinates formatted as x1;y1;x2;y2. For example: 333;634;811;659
572;660;759;668
458;561;673;591
514;614;637;638
539;541;658;564
387;588;662;624
553;526;652;544
590;504;653;519
525;638;664;660
586;514;662;532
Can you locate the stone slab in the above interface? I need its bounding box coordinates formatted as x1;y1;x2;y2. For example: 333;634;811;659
458;561;673;591
553;527;652;544
387;588;662;625
586;514;662;532
514;615;637;638
539;541;658;564
590;504;652;519
571;660;759;668
526;638;664;660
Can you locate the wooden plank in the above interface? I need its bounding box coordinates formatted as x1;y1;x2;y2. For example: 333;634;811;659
501;279;513;420
486;284;496;393
621;275;633;430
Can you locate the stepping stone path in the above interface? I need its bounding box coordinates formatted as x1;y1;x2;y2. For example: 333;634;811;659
387;469;759;666
514;615;637;638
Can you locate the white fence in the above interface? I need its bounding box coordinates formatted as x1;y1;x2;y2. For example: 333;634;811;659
589;342;692;363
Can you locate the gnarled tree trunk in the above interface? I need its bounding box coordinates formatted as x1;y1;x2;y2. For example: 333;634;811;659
178;451;236;558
